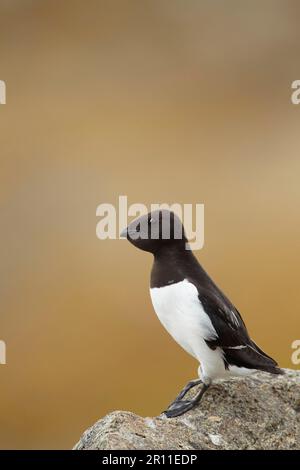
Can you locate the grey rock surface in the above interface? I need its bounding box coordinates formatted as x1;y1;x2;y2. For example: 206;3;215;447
74;369;300;450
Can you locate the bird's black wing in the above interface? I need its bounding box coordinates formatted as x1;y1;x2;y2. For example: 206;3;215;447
196;286;282;374
198;287;250;347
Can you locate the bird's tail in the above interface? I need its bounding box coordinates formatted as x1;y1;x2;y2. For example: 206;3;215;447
224;340;284;375
249;340;284;375
270;367;285;375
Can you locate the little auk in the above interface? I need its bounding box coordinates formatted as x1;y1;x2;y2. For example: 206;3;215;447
121;210;283;418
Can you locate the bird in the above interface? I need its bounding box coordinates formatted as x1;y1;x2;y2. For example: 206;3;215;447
121;209;283;418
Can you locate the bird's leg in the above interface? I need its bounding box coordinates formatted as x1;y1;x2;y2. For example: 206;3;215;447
168;379;202;406
164;383;210;418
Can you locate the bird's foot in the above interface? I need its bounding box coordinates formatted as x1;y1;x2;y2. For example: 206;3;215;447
163;382;210;418
170;379;202;404
164;399;198;418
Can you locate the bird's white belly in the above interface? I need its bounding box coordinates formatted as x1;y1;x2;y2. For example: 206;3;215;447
150;279;227;381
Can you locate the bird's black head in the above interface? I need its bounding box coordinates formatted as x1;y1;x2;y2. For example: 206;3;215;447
120;210;187;255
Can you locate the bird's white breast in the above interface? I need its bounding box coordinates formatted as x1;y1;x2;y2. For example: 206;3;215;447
150;279;227;380
150;279;256;381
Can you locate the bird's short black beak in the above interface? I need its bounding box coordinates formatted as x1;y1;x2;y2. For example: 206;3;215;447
120;227;128;238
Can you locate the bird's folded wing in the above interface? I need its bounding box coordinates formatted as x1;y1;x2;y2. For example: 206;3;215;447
198;288;280;371
198;288;250;348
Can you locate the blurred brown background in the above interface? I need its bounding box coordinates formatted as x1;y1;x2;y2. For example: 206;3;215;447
0;0;299;449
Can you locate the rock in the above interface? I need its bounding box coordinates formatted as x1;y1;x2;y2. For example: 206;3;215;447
74;369;300;450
